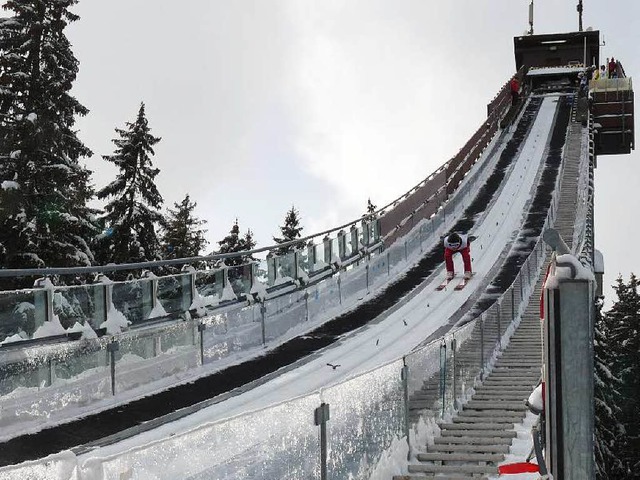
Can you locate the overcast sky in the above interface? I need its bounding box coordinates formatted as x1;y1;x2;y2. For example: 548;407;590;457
6;0;637;303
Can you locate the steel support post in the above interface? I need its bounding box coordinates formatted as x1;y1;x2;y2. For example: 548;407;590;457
401;361;411;460
314;403;330;480
544;279;594;480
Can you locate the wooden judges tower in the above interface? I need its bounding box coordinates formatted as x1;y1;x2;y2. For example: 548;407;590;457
514;29;634;156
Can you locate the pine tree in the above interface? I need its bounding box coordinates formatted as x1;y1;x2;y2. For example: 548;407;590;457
240;228;257;262
594;297;626;479
605;275;640;473
366;198;377;216
217;219;256;267
96;103;163;265
160;194;208;260
273;205;304;256
217;219;242;267
0;0;98;275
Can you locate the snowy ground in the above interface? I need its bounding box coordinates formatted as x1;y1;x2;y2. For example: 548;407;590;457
0;96;562;478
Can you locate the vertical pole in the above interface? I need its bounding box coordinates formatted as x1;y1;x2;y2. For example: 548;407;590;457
48;358;53;387
365;263;370;293
440;341;447;416
314;403;330;480
497;302;502;348
107;340;119;396
304;291;309;321
545;279;594;479
387;252;390;276
451;338;458;410
198;323;206;365
578;0;584;32
480;317;485;380
401;360;411;460
261;303;267;345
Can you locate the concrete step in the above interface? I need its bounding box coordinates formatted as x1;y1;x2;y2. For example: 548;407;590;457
491;366;540;371
427;443;511;454
464;402;525;411
486;372;540;379
440;422;512;431
417;452;504;463
434;436;513;446
440;429;516;439
452;416;521;424
408;463;499;475
457;409;525;419
482;379;538;386
500;352;541;357
472;394;529;401
474;386;534;393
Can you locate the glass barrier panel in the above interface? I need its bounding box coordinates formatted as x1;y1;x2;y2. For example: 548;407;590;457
194;269;221;307
252;259;268;286
0;289;44;342
264;297;307;342
482;304;501;367
112;279;153;324
370;220;380;243
52;285;94;330
296;249;311;278
327;238;339;264
405;225;423;260
339;263;368;305
88;283;107;330
275;251;297;283
201;306;263;364
157;274;188;316
405;340;443;417
367;253;389;292
451;319;481;401
0;452;77;480
226;264;252;298
390;240;409;272
115;332;157;363
52;342;109;383
442;335;458;414
159;322;196;354
499;291;512;339
81;392;322;480
0;354;51;396
342;230;353;259
324;360;405;480
349;226;360;254
306;276;341;325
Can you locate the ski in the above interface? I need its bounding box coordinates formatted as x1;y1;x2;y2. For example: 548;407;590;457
454;274;474;290
436;276;454;291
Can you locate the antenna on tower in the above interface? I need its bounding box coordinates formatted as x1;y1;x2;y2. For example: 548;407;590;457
528;0;534;35
577;0;584;32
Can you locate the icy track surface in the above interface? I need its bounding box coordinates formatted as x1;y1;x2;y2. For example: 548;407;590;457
79;96;559;459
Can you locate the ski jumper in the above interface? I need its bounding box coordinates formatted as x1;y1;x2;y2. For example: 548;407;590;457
510;77;520;106
443;234;472;275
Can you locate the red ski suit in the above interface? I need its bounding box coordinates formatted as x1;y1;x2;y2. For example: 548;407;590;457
444;235;472;274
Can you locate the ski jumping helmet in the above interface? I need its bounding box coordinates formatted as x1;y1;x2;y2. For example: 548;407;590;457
448;232;462;248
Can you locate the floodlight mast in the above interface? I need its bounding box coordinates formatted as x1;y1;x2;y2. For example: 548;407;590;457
577;0;584;32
